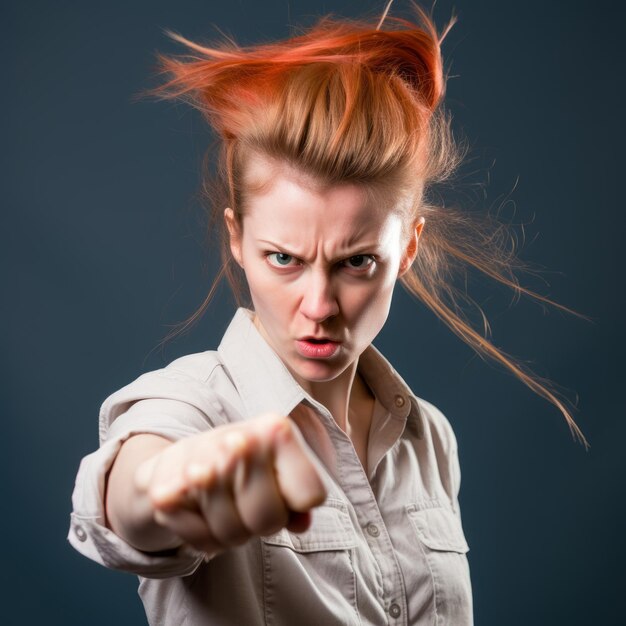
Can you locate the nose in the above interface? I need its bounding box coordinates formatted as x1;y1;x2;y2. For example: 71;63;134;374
299;269;339;323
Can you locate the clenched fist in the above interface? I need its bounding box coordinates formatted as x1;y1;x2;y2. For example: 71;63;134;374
131;412;327;557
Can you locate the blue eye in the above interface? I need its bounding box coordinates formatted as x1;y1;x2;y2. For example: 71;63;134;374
265;252;376;272
344;255;375;271
267;252;297;267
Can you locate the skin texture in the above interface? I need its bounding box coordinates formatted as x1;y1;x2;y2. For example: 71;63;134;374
105;156;425;556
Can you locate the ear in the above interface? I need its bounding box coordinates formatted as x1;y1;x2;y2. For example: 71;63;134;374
397;217;425;278
224;208;244;268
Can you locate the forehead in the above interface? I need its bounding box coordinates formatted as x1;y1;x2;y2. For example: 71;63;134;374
241;155;397;237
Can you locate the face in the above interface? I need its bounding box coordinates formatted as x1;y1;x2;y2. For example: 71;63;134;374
224;157;424;392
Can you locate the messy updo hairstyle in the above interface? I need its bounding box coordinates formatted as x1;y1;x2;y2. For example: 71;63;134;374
139;0;589;448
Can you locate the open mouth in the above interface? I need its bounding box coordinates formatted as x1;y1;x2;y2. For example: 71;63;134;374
301;335;339;344
295;338;341;359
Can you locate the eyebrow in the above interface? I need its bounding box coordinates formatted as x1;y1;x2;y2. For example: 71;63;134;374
256;239;381;264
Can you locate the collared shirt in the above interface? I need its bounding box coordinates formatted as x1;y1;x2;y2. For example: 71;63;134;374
68;307;473;625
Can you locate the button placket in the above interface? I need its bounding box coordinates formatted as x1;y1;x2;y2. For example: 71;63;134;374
331;409;409;626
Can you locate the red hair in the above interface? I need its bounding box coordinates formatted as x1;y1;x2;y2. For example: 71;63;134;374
138;1;590;449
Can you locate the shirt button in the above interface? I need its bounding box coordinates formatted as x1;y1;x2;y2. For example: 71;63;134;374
74;524;87;542
389;603;401;618
394;395;406;408
366;523;380;537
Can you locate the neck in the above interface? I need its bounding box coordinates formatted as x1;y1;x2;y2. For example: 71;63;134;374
251;312;373;430
295;358;373;433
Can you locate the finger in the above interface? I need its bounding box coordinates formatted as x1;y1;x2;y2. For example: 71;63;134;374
233;431;290;536
191;429;251;547
183;429;246;490
149;431;230;509
271;419;327;512
195;437;252;547
153;504;218;554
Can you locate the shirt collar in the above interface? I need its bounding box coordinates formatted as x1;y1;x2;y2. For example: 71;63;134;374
217;307;424;439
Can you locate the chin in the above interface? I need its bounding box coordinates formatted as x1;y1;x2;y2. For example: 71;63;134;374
289;352;349;383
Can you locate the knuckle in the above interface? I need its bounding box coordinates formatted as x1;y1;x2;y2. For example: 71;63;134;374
267;415;292;441
259;410;282;422
184;462;213;486
149;477;187;508
223;429;248;451
216;428;246;455
259;411;288;429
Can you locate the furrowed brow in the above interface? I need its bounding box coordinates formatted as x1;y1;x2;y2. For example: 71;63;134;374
257;239;381;264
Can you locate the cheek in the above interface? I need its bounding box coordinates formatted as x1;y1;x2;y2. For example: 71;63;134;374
246;270;274;312
346;275;396;329
243;264;293;327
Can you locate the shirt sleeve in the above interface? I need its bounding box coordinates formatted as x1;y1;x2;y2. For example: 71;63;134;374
415;396;465;524
438;407;465;527
447;429;464;524
67;387;220;579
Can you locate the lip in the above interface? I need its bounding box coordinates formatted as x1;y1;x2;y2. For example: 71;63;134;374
298;335;342;343
295;338;341;359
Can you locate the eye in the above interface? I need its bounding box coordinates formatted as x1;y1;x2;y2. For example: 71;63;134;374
343;255;376;271
266;252;299;268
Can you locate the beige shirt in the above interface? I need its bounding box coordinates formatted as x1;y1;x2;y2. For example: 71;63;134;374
68;307;473;625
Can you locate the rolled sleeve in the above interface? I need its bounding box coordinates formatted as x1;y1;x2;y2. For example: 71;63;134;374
67;396;217;579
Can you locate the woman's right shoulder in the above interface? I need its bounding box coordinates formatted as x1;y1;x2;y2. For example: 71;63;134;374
98;349;242;443
163;349;224;384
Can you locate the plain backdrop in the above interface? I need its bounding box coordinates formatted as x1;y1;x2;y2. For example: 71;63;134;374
3;0;624;624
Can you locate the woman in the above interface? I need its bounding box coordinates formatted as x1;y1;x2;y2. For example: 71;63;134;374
68;2;587;624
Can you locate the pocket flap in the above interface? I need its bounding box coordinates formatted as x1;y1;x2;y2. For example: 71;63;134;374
262;499;356;552
406;502;470;553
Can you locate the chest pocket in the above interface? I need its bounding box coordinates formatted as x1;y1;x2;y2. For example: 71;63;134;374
260;499;359;626
406;501;473;624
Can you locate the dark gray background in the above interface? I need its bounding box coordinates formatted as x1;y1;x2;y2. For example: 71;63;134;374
3;0;624;624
